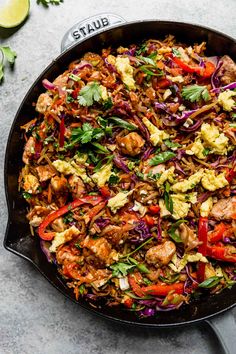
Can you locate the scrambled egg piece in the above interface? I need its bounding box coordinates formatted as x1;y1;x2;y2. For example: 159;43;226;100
100;85;108;101
157;166;175;187
49;226;80;253
166;75;184;83
108;190;133;213
115;57;135;90
200;197;213;217
23;174;40;194
159;193;197;220
52;160;75;175
91;163;113;187
171;196;190;220
201;123;228;155
171;169;204;193
186;139;205;159
53;158;90;183
142;117;169;146
201;170;228;191
169;252;208;272
218;90;236;111
159;199;171;218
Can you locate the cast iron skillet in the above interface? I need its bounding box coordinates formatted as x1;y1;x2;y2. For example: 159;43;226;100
4;18;236;346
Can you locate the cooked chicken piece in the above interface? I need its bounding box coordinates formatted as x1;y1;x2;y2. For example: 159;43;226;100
68;175;85;199
145;241;176;266
36;164;56;182
100;223;135;245
210;197;236;220
23;174;40;194
51;217;66;232
57;245;83;265
117;132;145;156
177;223;199;251
53;73;68;87
81;236;118;265
27;206;52;227
23;137;35;164
36;93;53;114
51;175;68;193
134;182;157;203
218;55;236;85
83;52;103;65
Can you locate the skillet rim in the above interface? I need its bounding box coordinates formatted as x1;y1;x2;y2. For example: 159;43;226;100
4;19;236;327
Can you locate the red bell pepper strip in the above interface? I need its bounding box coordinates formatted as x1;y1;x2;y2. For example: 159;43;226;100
59;116;65;148
128;273;145;297
38;195;103;241
149;205;160;214
85;201;107;220
226;167;236;183
123;298;134;308
34;140;42;158
144;215;155;227
156;78;170;88
169;54;215;78
208;223;229;243
206;245;236;263
141;283;184;296
99;186;111;198
197;217;208;282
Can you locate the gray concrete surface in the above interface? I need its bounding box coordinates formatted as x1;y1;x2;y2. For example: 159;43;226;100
0;0;236;353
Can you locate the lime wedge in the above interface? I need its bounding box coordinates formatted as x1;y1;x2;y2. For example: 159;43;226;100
0;0;30;28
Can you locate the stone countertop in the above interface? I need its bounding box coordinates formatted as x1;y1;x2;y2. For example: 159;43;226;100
0;1;236;353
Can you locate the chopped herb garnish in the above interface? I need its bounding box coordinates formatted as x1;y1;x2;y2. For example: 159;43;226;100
140;65;164;77
66;95;75;103
149;151;176;166
128;257;150;274
66;123;104;149
203;148;211;156
68;73;81;82
159;274;180;284
137;56;156;66
110;262;135;277
181;85;210;102
108;174;119;185
63;212;74;224
136;171;145;180
22;192;32;200
136;43;147;55
77;82;102;107
91;142;110;154
103;97;113;110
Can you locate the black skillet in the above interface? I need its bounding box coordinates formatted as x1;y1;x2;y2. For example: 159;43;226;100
4;15;236;354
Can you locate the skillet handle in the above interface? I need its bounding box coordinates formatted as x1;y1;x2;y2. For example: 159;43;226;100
61;13;126;52
205;310;235;354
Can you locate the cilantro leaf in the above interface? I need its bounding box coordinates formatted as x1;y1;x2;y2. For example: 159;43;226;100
0;47;17;64
136;43;147;55
103;97;113;110
0;46;17;83
110;262;135;277
66;123;104;149
181;85;210;102
78;82;102;107
37;0;63;6
108;174;119;185
137;56;156;66
149;151;176;166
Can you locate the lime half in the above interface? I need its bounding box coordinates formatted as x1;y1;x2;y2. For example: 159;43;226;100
0;0;30;28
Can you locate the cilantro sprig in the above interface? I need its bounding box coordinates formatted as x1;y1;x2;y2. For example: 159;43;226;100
181;85;210;102
78;82;102;107
0;46;17;82
149;151;176;166
65;123;104;149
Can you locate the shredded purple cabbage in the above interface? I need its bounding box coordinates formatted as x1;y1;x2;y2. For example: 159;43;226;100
42;79;56;91
113;155;130;173
212;81;236;94
210;59;223;90
40;240;54;263
180;120;202;132
131;220;152;243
